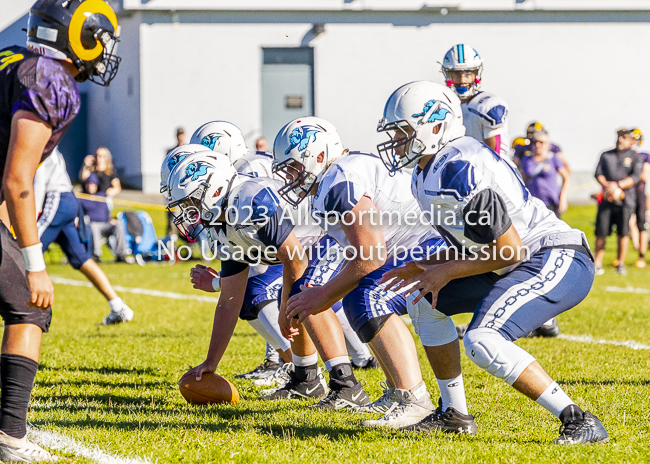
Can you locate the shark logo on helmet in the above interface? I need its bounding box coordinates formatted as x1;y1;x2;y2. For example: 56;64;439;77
412;100;450;123
285;125;323;155
180;161;213;185
201;134;222;150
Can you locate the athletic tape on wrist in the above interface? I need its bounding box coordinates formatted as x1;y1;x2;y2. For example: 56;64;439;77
20;243;46;272
212;277;221;292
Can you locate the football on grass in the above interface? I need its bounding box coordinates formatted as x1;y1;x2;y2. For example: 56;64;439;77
178;372;240;405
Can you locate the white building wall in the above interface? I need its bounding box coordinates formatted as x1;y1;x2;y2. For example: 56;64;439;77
127;14;650;193
87;13;142;188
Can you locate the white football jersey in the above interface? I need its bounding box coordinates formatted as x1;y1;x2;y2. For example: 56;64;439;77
311;152;440;257
209;176;322;266
411;136;583;274
234;151;275;178
33;147;73;213
461;91;510;158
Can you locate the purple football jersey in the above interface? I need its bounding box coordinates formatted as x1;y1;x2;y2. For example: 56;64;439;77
0;46;80;187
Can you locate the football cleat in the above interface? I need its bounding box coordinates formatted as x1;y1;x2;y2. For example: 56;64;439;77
351;356;379;370
616;264;627;276
594;266;605;276
252;362;293;387
553;405;609;445
101;304;134;325
526;318;561;338
236;359;281;380
259;367;327;400
355;381;396;414
406;398;477;435
310;380;370;410
361;381;434;429
0;431;57;462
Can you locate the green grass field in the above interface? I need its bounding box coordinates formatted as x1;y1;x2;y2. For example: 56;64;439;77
30;204;650;463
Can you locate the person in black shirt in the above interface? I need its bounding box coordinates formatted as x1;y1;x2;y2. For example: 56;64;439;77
0;1;120;460
594;129;644;275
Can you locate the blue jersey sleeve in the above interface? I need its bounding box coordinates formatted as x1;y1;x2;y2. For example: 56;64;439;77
321;180;362;219
257;206;295;249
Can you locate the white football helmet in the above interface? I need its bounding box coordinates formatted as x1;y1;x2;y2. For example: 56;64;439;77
377;81;465;172
272;117;345;207
441;44;483;98
160;144;208;195
167;152;239;241
190;121;248;163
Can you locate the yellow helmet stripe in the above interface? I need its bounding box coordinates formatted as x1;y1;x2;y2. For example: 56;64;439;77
69;0;118;62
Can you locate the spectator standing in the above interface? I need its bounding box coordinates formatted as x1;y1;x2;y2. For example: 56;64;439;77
514;121;570;172
593;129;644;275
520;130;571;217
628;128;650;268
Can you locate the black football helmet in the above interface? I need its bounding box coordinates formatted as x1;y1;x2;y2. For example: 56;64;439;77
26;0;121;86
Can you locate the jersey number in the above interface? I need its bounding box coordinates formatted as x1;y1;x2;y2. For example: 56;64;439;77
0;51;24;72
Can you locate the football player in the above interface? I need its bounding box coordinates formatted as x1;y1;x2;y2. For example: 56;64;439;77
167;154;372;410
441;44;510;158
276;117;448;428
34;147;134;325
0;0;121;460
376;80;609;444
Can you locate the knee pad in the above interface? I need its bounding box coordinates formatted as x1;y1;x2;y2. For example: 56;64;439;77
463;328;535;385
407;295;457;347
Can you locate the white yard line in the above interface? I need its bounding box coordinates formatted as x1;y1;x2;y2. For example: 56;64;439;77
51;276;650;351
604;285;650;295
557;334;650;350
28;426;153;464
50;275;220;304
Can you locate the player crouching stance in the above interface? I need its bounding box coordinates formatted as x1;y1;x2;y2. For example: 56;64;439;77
166;154;371;409
376;81;609;444
276;118;448;428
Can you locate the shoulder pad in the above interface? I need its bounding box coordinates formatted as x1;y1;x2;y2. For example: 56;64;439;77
227;178;281;225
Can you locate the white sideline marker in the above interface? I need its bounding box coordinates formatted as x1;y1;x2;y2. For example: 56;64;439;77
28;426;152;464
50;275;220;304
604;285;650;295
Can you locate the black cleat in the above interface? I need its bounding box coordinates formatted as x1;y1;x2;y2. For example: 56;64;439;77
406;398;477;435
235;359;281;379
553;405;609;445
310;380;371;410
259;367;327;400
352;356;379;370
526;318;561;338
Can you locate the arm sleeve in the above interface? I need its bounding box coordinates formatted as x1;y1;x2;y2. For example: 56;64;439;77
257;206;295;249
322;180;362;219
462;188;512;244
595;155;604;179
220;260;249;278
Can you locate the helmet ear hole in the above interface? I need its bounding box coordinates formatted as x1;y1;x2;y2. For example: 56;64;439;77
317;152;325;163
432;124;442;135
213;186;223;198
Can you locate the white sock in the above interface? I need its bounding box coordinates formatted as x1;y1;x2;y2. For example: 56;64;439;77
335;309;372;365
324;356;350;372
257;302;292;352
292;352;318;367
108;297;123;312
265;342;280;364
437;374;468;415
536;381;575;418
